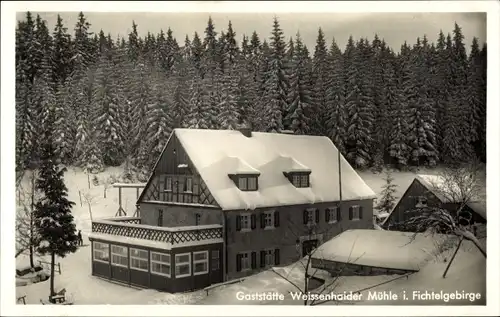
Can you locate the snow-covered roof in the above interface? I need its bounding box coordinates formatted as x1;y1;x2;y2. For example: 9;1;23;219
88;232;223;250
311;229;455;271
172;129;376;211
112;182;146;188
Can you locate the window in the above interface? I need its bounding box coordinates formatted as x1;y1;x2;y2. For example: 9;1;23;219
237;176;258;191
240;214;251;230
211;250;220;271
351;206;360;220
130;248;148;272
247;177;257;190
240;252;251;271
185;177;193;192
264;212;274;228
151;252;171;277
175;253;191;278
157;210;163;227
93;242;109;263
415;196;428;208
238;177;247;190
263;249;274;267
326;206;338;223
307;209;314;224
111;245;128;267
193;251;209;275
164;176;172;191
195;213;201;226
291;173;309;188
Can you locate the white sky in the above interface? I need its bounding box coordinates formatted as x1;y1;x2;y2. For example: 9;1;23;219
18;11;486;53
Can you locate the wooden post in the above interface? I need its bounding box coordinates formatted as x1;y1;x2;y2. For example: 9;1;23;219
58;263;61;275
443;236;464;278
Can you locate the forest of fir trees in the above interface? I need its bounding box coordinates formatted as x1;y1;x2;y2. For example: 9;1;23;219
16;12;487;181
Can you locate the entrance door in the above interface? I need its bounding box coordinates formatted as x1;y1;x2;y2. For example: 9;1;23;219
302;239;318;257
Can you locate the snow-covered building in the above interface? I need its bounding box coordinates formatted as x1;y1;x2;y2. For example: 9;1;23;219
89;128;376;293
382;175;487;232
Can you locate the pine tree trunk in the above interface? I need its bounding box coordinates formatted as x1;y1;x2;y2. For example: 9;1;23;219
49;251;56;303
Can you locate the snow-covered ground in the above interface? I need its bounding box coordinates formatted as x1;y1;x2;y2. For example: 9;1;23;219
14;166;486;305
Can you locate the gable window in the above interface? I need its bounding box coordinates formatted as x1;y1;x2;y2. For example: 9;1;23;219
211;250;220;271
151;252;171;277
415;196;428;208
164;176;172;191
130;248;148;272
349;206;363;221
175;253;191;278
290;173;309;188
157;210;164;226
93;242;109;263
110;245;128;268
193;251;209;275
237;176;258;191
185;177;193;193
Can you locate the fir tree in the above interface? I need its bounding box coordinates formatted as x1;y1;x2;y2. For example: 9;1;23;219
33;105;78;303
374;169;398;215
326;37;346;152
310;28;330;135
51;14;73;85
127;21;140;63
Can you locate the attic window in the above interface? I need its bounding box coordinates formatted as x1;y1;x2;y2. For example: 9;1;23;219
237;176;258;191
415;196;428;208
290;173;309;188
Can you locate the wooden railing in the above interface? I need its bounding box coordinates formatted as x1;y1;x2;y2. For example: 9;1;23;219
91;219;223;245
105;216;141;224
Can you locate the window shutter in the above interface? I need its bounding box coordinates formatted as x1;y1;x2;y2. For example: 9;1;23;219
260;251;266;267
303;210;308;224
337;208;342;221
325;209;330;222
260;213;266;229
236;254;242;272
236;215;241;231
251;214;256;229
251;252;257;269
315;209;320;223
274;211;280;227
349;207;353;220
359;206;364;219
274;249;280;265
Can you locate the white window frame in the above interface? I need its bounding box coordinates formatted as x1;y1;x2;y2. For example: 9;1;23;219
351;205;360;221
129;248;149;272
151;252;171;277
240;252;251;271
110;245;128;268
238;177;247;190
328;206;338;223
175;252;191;278
185;177;193;193
264;211;274;228
93;242;109;263
240;213;251;231
193;251;209;276
306;208;315;225
247;177;257;191
211;250;220;271
165;176;172;192
263;249;274;267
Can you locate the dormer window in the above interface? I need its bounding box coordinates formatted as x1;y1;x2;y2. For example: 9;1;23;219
285;172;310;188
237;175;258;191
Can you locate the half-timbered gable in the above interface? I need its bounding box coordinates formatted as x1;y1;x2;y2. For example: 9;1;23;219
138;132;218;207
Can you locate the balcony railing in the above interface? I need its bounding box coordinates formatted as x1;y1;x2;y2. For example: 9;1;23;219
91;218;223;245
